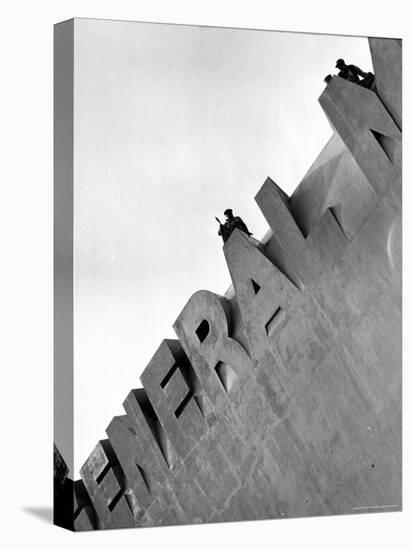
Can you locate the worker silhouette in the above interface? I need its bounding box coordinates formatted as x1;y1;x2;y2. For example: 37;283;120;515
217;209;252;243
324;59;375;90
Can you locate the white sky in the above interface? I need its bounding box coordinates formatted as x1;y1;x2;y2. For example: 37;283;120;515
69;18;372;475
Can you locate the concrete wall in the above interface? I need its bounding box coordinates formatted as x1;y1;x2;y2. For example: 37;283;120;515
68;38;402;531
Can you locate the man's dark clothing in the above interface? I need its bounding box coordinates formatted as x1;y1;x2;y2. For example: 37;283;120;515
358;72;376;90
337;64;368;84
337;64;375;90
218;216;252;243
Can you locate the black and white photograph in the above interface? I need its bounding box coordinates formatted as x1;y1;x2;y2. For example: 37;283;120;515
54;17;402;531
1;2;410;549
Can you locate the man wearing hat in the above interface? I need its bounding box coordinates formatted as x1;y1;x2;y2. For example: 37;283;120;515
217;209;253;243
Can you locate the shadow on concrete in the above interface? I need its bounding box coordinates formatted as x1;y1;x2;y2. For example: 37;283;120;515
23;506;53;524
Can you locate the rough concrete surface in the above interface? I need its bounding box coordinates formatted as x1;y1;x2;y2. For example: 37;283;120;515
58;37;402;531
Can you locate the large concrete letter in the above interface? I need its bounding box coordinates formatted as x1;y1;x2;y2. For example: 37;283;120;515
80;439;135;529
173;290;253;412
255;177;322;288
123;388;175;468
140;339;207;459
73;479;97;531
106;414;165;521
319;77;401;196
224;229;298;362
369;38;402;129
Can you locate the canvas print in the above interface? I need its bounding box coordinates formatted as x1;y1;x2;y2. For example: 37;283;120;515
54;18;402;531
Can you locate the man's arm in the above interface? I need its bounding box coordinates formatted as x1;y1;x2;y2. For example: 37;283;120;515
234;217;252;235
349;64;368;78
218;223;229;238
